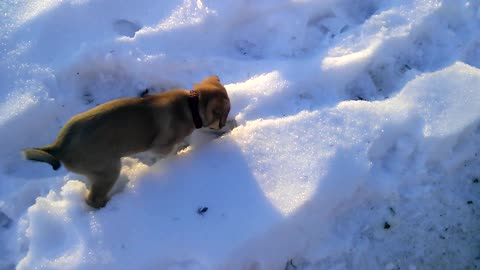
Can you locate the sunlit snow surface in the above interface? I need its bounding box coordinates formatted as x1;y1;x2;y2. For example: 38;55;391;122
1;0;480;269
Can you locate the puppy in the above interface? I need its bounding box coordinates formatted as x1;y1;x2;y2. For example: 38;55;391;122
23;75;230;208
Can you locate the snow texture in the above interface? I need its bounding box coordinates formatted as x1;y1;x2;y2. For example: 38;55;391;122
1;0;480;269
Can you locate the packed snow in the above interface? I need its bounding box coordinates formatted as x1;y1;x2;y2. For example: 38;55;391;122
1;0;480;269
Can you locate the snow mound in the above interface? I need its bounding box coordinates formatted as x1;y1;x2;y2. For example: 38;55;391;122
11;62;480;270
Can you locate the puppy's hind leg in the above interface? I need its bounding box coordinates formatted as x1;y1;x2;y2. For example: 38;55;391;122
85;160;121;209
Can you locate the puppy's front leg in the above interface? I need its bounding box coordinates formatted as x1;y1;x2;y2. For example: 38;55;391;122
150;134;177;157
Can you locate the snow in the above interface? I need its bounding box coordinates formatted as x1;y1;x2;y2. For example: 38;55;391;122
1;0;480;269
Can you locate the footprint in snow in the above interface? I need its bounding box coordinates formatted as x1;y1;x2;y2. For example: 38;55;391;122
113;19;142;38
0;211;12;229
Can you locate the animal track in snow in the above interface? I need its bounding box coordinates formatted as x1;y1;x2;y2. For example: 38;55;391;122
113;19;141;38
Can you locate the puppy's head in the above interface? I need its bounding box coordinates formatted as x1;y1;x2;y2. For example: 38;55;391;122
194;76;231;129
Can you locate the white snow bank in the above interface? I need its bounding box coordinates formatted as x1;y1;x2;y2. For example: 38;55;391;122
222;62;480;269
13;62;480;270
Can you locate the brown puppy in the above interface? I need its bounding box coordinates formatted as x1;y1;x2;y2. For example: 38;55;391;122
23;75;230;208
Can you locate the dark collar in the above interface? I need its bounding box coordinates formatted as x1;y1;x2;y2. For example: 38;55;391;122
188;90;203;129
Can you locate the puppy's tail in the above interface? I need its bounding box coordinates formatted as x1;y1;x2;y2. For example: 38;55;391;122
23;147;61;171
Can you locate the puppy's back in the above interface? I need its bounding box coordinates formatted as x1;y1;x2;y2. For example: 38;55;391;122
55;97;157;158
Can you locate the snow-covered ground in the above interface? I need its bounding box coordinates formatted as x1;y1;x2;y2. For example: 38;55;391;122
1;0;480;269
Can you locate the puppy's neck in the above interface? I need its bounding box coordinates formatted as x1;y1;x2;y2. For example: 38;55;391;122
188;90;203;129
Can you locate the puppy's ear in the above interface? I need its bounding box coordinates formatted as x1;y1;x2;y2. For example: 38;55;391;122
193;75;224;92
201;75;220;85
219;98;230;129
205;97;230;129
